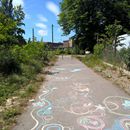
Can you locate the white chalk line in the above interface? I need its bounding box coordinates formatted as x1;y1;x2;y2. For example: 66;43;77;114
30;86;58;130
30;109;39;130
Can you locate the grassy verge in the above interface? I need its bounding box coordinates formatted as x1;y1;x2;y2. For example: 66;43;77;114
77;55;107;70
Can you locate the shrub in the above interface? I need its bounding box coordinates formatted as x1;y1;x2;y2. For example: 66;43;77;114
94;44;104;58
0;47;21;75
3;108;20;120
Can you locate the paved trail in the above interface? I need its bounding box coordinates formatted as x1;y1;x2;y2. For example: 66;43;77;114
13;56;130;130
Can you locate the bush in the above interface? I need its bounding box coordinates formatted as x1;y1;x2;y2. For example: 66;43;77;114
84;55;103;68
3;108;20;120
94;44;104;58
0;47;21;75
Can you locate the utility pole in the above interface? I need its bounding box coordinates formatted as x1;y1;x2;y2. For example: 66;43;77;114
32;28;35;42
52;24;54;43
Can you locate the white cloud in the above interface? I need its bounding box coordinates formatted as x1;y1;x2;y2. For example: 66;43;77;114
38;15;48;22
13;0;24;7
38;30;48;36
46;1;60;16
36;23;47;29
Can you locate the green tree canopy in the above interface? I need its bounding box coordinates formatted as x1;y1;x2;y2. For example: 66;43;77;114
59;0;130;52
0;12;17;45
0;0;25;45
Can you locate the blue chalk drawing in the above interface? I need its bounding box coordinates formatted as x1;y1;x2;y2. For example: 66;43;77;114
122;100;130;109
105;117;130;130
33;86;56;130
104;120;124;130
37;103;52;117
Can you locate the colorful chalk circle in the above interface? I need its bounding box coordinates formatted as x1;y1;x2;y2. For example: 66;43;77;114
42;124;64;130
77;116;105;130
103;96;130;116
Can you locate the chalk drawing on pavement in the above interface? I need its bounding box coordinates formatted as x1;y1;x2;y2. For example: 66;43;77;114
77;116;105;130
70;68;82;73
42;124;63;130
72;83;90;93
55;76;72;81
41;124;72;130
122;100;130;109
29;63;130;130
120;118;130;130
105;118;130;130
32;101;45;107
55;68;66;71
30;86;57;130
103;96;130;116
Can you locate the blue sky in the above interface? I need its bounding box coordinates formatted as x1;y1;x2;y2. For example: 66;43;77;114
12;0;130;47
12;0;73;42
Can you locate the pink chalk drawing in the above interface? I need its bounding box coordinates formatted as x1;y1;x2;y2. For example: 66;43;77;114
77;116;105;130
120;118;130;130
43;115;53;121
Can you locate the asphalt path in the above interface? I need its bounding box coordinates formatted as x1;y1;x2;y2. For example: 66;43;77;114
13;56;130;130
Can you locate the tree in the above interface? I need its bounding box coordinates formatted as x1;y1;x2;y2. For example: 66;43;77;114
59;0;130;52
0;12;17;45
0;0;13;18
0;0;25;45
105;21;124;56
14;5;25;44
